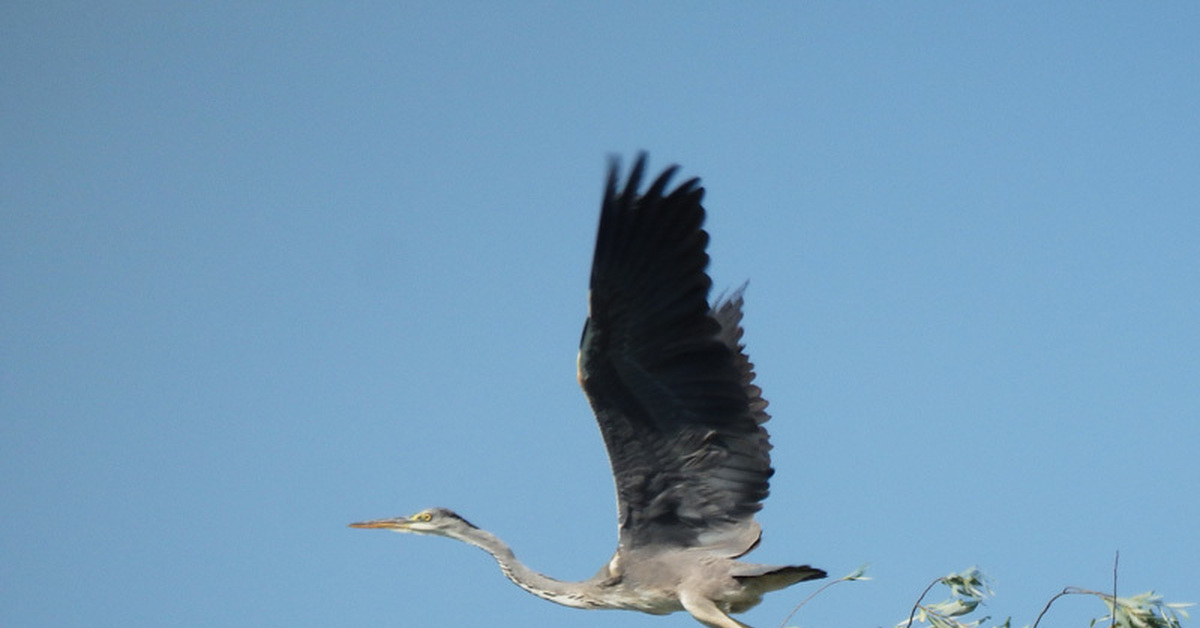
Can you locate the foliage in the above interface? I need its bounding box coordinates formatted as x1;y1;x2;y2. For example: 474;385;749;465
899;567;1007;628
1034;587;1191;628
781;566;1191;628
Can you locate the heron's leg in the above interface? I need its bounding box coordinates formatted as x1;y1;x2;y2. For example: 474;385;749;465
680;591;752;628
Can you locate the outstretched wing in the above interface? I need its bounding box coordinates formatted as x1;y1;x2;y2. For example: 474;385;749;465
577;154;774;555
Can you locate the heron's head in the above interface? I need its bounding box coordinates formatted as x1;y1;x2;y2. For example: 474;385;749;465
349;507;478;540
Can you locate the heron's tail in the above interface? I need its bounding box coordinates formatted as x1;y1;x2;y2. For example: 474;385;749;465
732;563;826;592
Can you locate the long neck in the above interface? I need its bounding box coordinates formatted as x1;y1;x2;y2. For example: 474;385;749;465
456;526;603;609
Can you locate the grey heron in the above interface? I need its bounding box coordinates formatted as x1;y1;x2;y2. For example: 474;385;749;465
351;154;825;628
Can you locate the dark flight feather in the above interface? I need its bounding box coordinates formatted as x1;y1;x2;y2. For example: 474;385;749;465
578;154;774;552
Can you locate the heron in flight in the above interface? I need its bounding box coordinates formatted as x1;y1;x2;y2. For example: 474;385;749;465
351;154;825;628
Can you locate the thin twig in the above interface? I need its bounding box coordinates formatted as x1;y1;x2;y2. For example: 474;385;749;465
1032;588;1076;628
1112;551;1120;628
1032;586;1118;628
776;575;857;628
904;577;946;628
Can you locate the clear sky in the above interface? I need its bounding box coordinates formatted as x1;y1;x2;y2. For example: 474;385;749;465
3;4;1197;628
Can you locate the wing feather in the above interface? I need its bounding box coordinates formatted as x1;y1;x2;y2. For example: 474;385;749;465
577;154;775;554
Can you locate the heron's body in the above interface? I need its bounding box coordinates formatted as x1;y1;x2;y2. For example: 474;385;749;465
351;155;824;628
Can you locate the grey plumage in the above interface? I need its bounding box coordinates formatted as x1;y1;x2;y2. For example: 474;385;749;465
352;155;824;628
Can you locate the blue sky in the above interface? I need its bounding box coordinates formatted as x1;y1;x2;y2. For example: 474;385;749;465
3;4;1197;628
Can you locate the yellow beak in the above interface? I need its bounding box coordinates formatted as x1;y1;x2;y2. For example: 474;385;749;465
348;517;411;530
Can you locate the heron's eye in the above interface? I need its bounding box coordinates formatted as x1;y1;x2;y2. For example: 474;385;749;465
418;512;433;522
